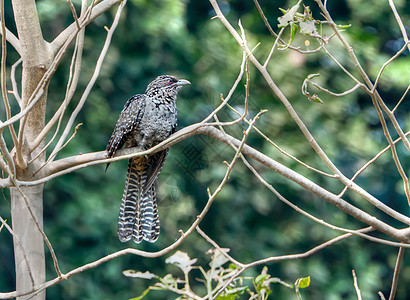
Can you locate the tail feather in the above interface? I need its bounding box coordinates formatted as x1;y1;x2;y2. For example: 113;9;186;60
137;184;160;243
118;159;141;242
118;157;160;243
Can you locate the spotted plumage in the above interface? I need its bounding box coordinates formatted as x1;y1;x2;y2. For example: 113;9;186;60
106;75;190;243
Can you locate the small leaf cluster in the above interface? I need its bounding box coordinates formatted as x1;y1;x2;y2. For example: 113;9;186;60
123;249;310;299
277;0;321;48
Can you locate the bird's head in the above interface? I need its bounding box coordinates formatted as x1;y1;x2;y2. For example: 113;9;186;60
145;75;190;96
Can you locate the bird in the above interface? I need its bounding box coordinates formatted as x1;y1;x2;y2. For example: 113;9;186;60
106;75;190;243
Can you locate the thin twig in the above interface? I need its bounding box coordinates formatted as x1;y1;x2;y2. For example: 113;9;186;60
372;41;410;94
0;0;21;169
392;85;410;113
226;102;336;178
209;0;410;226
200;38;246;124
352;270;362;300
371;95;410;205
307;80;362;97
315;0;410;154
48;1;126;163
388;247;405;300
339;131;410;197
34;123;82;175
30;21;85;154
67;0;81;29
263;27;284;68
388;0;410;52
322;46;367;90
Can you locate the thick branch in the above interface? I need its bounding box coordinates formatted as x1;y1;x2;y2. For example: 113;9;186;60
8;123;410;242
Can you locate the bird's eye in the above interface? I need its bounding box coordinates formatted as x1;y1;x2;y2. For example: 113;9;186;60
167;79;173;84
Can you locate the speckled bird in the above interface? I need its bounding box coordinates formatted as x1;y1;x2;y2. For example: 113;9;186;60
106;75;190;243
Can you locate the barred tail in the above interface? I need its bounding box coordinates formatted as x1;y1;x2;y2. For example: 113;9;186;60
118;159;141;242
138;184;160;243
118;158;160;243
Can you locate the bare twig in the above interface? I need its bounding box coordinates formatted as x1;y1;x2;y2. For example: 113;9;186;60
352;270;362;300
0;0;21;169
392;85;410;113
306;80;362;97
263;27;284;68
322;46;367;90
67;0;81;29
339;131;410;197
209;0;410;226
30;1;87;154
51;0;122;54
388;0;410;52
315;0;410;154
226;102;336;178
372;41;410;94
200;35;246;124
48;1;126;163
389;247;405;300
29;32;85;158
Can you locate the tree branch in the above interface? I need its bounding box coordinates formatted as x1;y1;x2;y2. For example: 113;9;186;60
209;0;410;226
51;0;123;54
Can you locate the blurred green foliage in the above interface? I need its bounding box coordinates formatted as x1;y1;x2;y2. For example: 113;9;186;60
1;0;410;299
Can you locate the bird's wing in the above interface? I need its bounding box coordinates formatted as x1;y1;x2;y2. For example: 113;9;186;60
142;149;169;195
106;94;146;158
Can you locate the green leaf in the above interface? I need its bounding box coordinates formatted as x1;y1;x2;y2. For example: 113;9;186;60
290;23;298;44
255;274;270;286
122;270;157;279
338;24;352;28
277;3;300;28
310;94;323;104
165;250;197;273
295;276;311;289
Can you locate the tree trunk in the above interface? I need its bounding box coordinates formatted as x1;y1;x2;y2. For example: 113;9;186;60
11;186;45;300
10;0;53;299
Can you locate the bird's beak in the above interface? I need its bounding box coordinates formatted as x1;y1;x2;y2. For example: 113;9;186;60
176;79;191;86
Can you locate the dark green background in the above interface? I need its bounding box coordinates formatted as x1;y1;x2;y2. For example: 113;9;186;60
1;0;410;299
